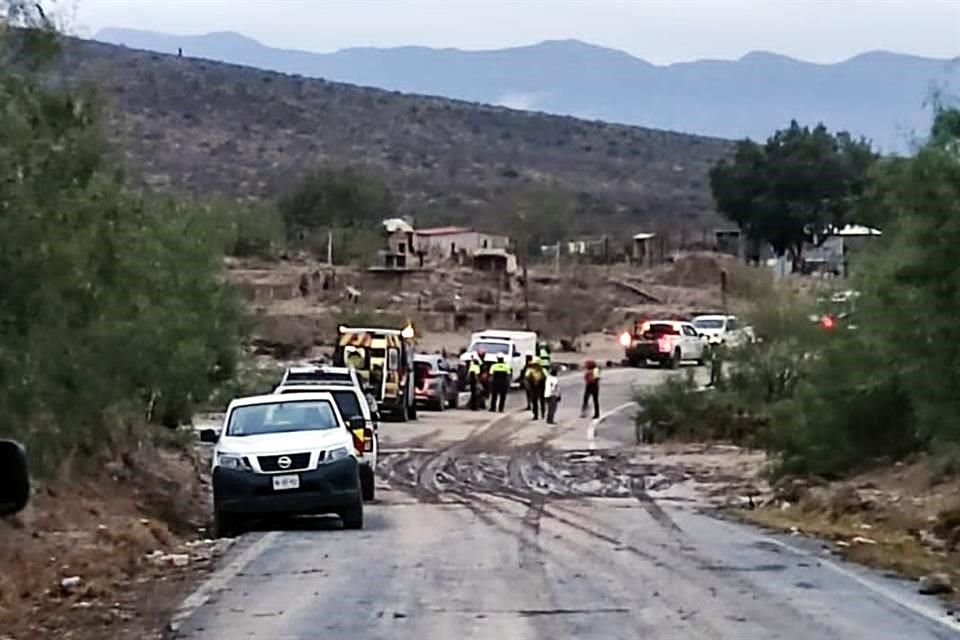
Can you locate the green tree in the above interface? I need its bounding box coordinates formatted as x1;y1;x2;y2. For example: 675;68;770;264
710;121;877;266
0;2;249;471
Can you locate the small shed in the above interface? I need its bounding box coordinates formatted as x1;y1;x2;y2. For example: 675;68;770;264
632;232;657;266
473;248;518;275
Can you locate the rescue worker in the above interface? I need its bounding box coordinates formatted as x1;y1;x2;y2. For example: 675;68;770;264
525;358;546;420
467;355;483;411
707;343;724;388
580;359;601;419
544;365;561;425
489;354;511;413
538;343;551;369
520;352;534;410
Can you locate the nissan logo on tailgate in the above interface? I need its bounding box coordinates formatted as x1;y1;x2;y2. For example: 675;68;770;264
277;456;292;470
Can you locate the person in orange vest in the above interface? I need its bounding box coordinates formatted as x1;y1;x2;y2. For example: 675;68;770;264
580;360;601;419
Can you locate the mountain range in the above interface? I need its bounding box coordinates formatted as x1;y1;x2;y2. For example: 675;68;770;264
95;28;959;153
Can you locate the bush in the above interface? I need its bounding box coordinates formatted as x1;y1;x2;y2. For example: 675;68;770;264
634;372;768;446
0;19;249;473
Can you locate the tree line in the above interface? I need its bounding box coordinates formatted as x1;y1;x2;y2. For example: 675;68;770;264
639;106;960;479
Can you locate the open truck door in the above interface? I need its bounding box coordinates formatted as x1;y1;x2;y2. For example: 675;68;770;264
0;440;29;517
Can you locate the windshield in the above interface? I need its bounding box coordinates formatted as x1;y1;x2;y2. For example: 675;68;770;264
470;341;510;355
693;318;725;330
226;400;339;436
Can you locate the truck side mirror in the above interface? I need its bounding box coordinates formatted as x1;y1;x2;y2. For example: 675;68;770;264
0;440;30;516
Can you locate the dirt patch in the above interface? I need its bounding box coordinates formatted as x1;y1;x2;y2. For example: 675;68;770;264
0;437;225;640
646;252;739;288
730;458;960;602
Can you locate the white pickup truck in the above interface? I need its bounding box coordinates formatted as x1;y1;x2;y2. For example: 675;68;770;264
457;329;538;387
691;314;754;347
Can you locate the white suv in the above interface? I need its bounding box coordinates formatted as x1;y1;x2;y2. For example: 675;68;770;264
200;392;365;536
273;382;379;502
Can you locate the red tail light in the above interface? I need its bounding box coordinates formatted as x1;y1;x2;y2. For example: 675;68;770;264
821;315;836;330
658;336;671;353
351;429;364;456
363;427;374;452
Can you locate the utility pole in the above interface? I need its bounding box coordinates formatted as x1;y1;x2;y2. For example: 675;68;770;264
721;269;728;314
554;242;560;274
523;263;530;330
326;230;333;266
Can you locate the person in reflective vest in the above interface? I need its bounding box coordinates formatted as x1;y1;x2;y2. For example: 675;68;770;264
489;355;512;413
520;352;534;410
538;344;551;369
581;360;601;419
467;356;483;411
525;358;546;420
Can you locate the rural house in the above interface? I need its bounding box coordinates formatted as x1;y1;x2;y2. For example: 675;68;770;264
415;226;510;261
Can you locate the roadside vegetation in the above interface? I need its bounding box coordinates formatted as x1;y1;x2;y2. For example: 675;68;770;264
0;6;253;473
636;107;960;481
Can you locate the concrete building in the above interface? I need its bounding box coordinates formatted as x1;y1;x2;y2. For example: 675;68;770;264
804;224;882;277
415;226;510;260
378;218;418;269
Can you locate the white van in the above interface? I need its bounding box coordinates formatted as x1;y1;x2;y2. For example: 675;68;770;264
458;330;538;385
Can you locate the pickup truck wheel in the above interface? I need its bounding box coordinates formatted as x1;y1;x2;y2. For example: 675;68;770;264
663;349;680;369
214;509;243;538
341;495;364;530
360;465;376;502
409;401;418;420
396;402;409;422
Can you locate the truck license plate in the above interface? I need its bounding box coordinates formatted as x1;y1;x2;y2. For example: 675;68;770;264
272;474;300;491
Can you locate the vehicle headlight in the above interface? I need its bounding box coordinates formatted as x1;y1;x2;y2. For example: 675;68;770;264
216;453;251;471
324;446;351;463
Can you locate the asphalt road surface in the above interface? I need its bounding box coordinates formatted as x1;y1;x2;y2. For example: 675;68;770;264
171;366;960;640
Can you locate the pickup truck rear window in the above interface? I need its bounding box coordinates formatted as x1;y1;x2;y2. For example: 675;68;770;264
642;323;679;336
331;390;364;420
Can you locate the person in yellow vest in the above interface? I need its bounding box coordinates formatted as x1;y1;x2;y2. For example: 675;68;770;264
525;358;546;420
538;343;551;369
489;354;512;413
467;356;483;411
580;359;601;419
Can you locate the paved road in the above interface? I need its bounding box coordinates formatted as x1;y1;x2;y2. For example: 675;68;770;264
170;366;959;640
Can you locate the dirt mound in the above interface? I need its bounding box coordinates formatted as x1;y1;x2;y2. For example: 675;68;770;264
651;252;738;288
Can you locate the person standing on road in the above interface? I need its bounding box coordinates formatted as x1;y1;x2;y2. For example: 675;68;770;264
538;343;551;370
707;342;725;388
544;366;561;425
489;354;511;413
467;356;482;411
525;358;546;420
520;352;534;410
580;359;601;419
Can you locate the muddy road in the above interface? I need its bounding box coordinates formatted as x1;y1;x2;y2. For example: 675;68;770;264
170;367;959;639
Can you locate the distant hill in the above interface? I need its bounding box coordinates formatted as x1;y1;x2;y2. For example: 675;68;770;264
47;36;733;234
95;28;960;153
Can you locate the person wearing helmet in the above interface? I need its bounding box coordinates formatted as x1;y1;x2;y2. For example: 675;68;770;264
489;354;512;413
520;352;534;410
580;359;601;419
525;357;546;420
467;355;483;411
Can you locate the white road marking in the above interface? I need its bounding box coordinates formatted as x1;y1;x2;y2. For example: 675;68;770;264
754;532;960;634
167;531;280;633
588;401;637;449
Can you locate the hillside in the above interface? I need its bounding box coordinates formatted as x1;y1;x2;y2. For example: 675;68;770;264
96;29;960;153
48;36;732;233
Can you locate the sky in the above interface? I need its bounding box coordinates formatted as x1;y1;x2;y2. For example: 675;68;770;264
70;0;959;65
